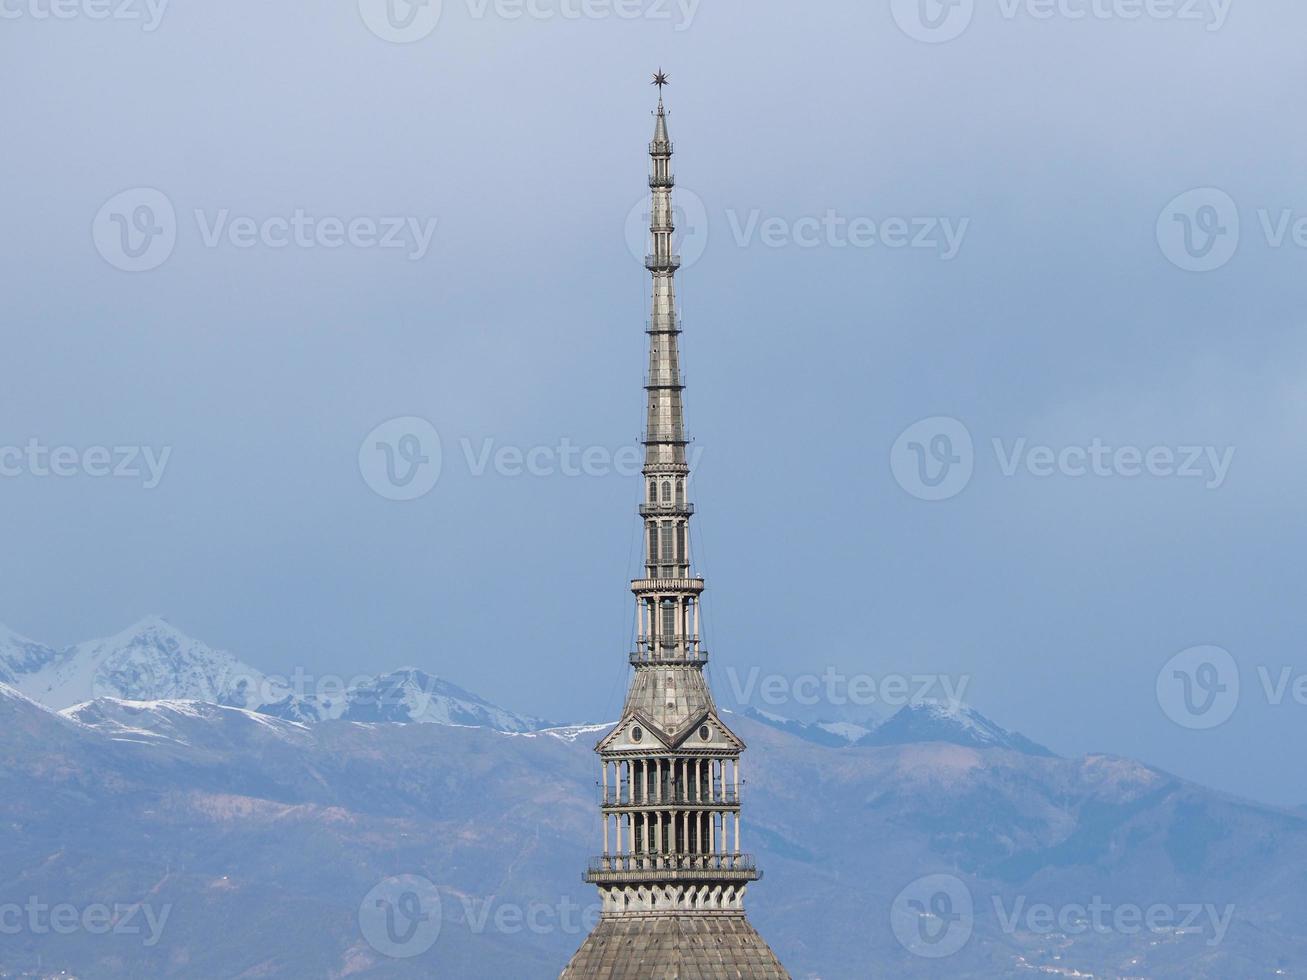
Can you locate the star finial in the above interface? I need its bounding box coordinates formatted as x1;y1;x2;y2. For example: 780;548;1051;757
652;70;669;90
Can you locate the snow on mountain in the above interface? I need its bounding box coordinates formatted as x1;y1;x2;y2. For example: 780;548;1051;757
857;699;1055;756
518;722;615;743
0;679;47;711
11;616;285;711
738;707;874;746
2;616;559;735
739;700;1054;756
63;697;311;747
0;623;59;686
260;668;553;732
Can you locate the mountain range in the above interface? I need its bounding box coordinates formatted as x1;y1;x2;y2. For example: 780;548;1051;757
0;617;1040;753
0;616;550;732
1;619;1304;978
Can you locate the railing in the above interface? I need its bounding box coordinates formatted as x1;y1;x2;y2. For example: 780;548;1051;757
586;853;757;878
631;635;703;652
639;502;694;517
646;319;682;333
643;428;688;444
649;173;675;187
648;140;674;155
630;577;705;594
643;375;685;389
603;787;739;807
645;254;682;271
629;648;708;667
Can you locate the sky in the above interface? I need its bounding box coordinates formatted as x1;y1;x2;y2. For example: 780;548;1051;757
3;0;1307;806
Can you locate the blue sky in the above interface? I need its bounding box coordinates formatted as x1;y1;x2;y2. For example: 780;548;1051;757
4;0;1307;805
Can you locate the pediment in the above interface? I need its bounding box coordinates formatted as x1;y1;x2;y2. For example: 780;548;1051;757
596;708;745;754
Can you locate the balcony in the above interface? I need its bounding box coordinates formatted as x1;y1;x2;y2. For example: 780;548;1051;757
585;853;758;884
645;254;682;271
639;502;693;517
629;648;708;667
649;173;675;188
632;634;702;651
643;374;685;389
602;787;740;808
643;429;688;445
648;140;674;155
630;577;705;595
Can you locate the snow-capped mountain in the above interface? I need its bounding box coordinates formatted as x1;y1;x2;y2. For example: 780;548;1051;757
858;699;1055;755
260;668;552;732
738;706;875;746
741;700;1054;756
3;690;1305;979
62;697;312;748
0;623;58;686
1;617;555;734
6;615;284;711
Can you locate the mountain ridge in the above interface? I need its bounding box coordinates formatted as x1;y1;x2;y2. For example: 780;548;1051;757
1;688;1302;978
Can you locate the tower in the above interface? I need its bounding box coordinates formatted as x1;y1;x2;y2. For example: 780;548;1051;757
559;76;791;980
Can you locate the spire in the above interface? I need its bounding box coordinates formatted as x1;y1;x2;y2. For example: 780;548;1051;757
643;78;687;477
559;79;789;980
651;69;671;150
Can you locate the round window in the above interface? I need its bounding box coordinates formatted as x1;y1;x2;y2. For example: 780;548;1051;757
699;725;710;741
632;726;643;742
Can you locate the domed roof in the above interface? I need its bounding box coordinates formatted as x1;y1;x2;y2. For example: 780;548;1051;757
560;913;790;979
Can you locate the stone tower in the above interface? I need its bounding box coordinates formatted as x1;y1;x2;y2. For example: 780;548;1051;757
559;77;791;980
